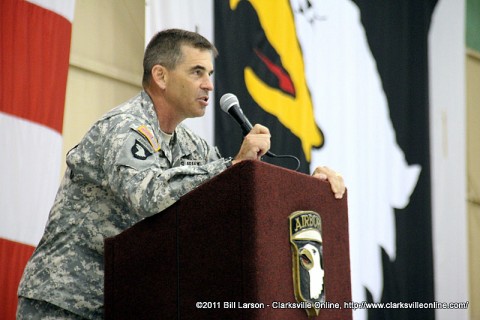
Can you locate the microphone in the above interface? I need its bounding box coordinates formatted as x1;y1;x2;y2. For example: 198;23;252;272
220;93;278;158
219;93;253;136
219;93;301;170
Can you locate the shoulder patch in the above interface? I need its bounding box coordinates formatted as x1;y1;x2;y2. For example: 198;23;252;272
131;140;152;160
137;125;161;152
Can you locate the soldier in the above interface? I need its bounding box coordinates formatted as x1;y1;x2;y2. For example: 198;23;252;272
17;28;345;319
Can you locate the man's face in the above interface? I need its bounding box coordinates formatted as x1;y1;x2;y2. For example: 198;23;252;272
164;45;214;119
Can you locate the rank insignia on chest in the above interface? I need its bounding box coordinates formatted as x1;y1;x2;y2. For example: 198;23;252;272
131;140;152;160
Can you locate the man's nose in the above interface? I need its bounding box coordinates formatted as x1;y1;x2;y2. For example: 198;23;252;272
202;76;214;91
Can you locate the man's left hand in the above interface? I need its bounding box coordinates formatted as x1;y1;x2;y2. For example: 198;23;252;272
312;166;345;199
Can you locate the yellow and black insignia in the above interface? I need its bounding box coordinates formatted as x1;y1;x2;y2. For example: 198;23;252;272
137;125;161;152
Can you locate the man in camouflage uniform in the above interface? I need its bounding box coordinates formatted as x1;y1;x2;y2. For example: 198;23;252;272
17;29;345;319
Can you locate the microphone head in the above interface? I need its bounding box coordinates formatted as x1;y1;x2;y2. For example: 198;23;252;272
220;93;239;113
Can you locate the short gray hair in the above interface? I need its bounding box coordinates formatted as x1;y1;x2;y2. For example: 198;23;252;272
142;28;218;88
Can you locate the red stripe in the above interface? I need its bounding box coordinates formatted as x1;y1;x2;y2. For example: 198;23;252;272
0;0;72;134
0;238;35;319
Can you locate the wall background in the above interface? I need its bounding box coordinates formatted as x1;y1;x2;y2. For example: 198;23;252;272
62;0;144;173
466;0;480;315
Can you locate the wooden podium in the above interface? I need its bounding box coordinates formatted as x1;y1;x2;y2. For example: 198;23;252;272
104;160;351;319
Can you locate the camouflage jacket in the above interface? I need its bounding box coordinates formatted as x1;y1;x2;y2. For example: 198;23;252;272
18;91;231;319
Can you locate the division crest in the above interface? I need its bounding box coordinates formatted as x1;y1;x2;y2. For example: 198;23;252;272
289;210;325;317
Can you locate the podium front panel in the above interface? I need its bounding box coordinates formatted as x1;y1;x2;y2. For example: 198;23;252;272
105;161;351;319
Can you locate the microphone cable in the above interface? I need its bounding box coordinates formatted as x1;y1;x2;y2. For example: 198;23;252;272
264;150;301;171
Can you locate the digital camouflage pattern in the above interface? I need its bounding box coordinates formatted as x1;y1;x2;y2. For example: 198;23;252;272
17;297;85;320
18;91;230;319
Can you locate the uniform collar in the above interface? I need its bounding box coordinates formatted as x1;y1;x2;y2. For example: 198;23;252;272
140;91;198;158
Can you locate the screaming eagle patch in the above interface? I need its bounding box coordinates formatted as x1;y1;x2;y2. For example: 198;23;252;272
289;210;325;317
131;140;152;160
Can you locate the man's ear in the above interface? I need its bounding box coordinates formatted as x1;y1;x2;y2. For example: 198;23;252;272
151;65;167;90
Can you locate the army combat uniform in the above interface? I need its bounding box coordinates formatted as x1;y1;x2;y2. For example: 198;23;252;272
17;91;232;319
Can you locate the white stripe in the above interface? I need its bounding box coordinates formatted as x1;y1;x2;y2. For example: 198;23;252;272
0;112;62;246
27;0;76;23
429;0;468;319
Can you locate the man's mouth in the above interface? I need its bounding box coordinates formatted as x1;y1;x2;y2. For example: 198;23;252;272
198;96;209;106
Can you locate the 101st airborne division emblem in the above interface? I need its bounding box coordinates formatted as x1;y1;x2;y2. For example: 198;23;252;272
289;211;325;317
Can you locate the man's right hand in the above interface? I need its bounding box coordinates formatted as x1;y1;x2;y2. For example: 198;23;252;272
232;124;271;165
